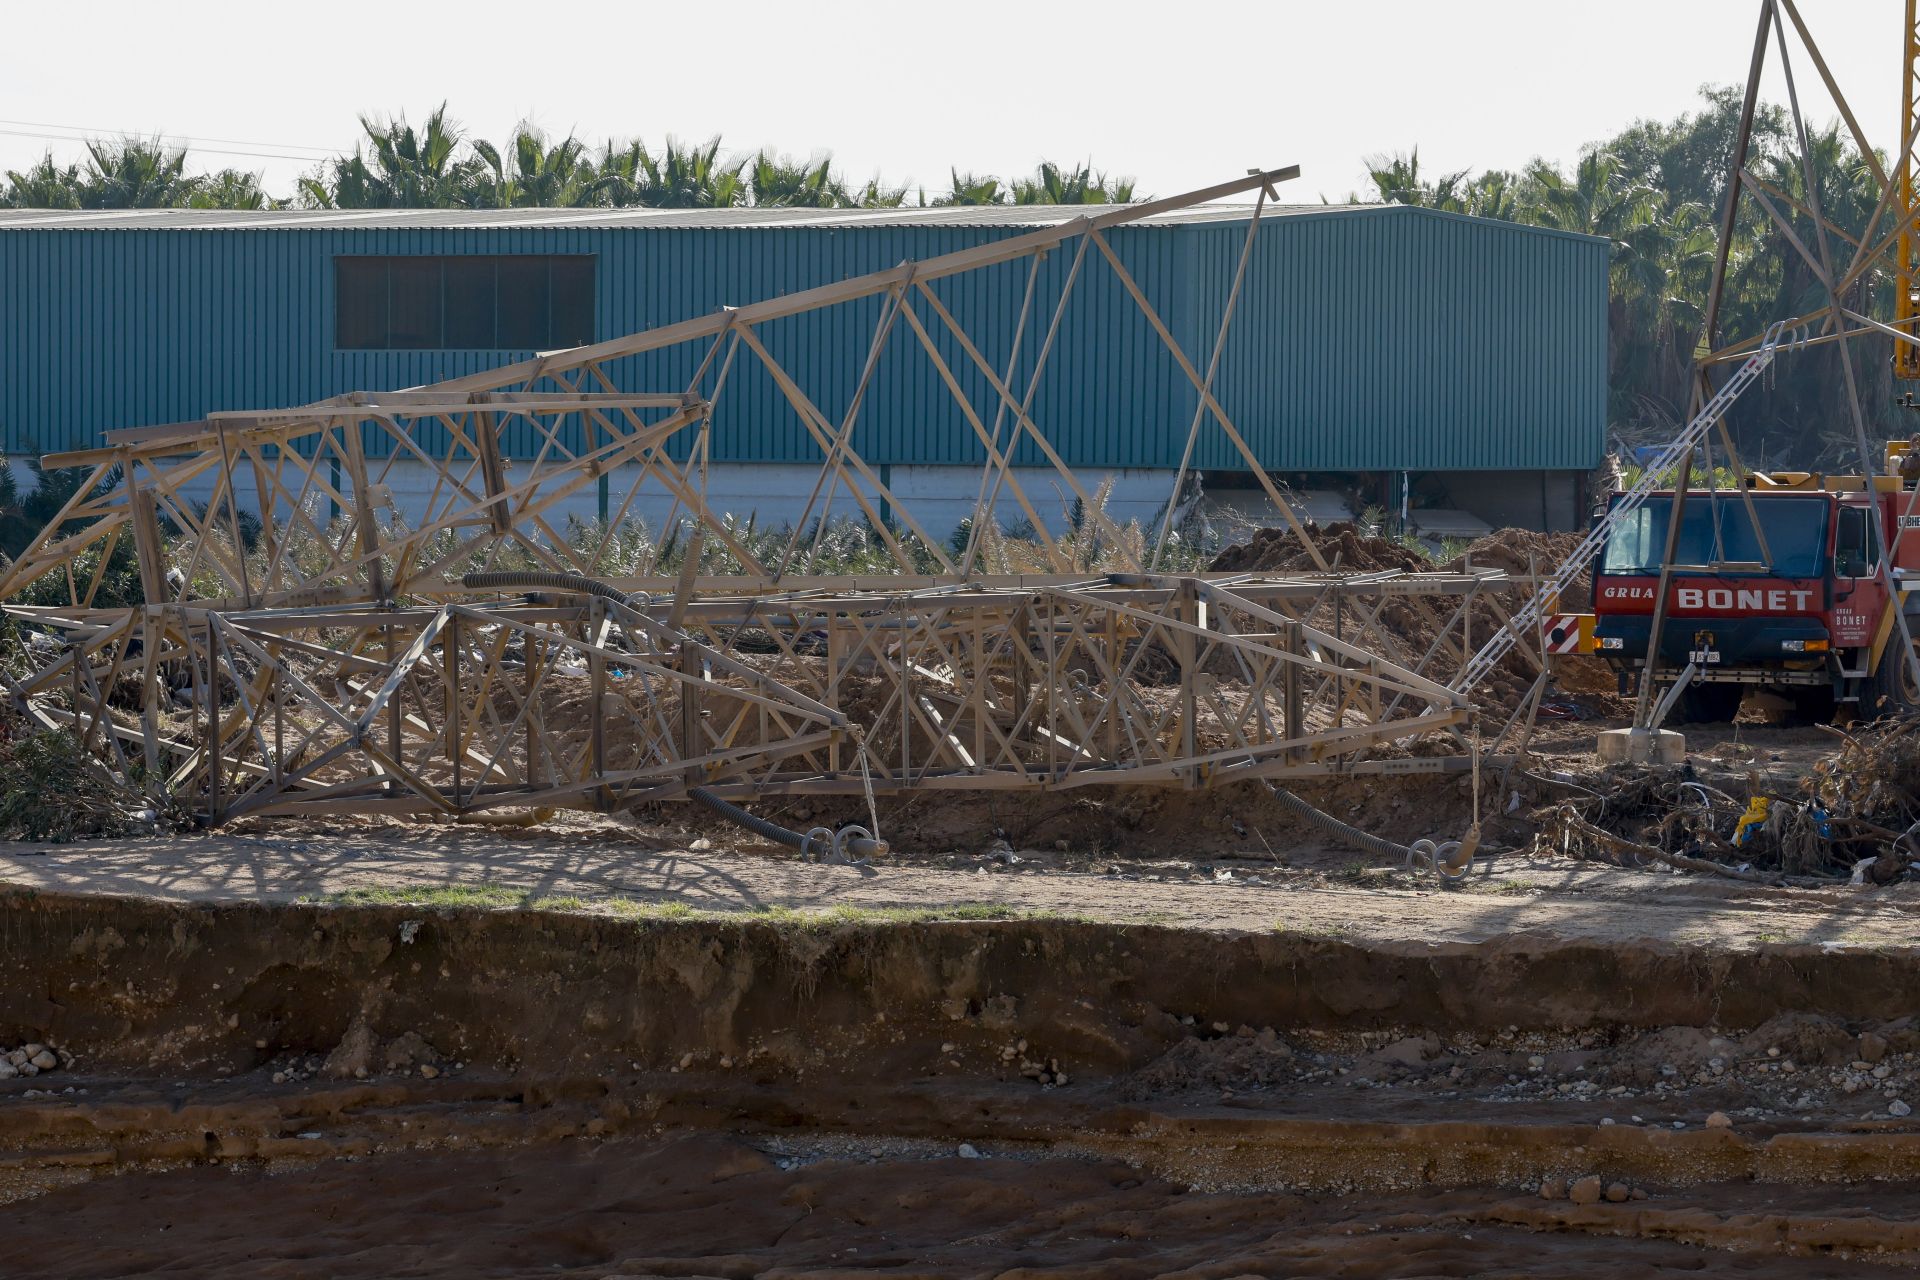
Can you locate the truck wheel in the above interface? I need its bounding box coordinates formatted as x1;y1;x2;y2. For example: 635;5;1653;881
1676;683;1743;724
1863;642;1920;719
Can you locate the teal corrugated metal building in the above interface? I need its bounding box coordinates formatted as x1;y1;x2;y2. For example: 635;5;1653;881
0;203;1607;476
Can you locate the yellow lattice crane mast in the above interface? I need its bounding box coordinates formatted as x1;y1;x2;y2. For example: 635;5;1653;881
1900;0;1920;378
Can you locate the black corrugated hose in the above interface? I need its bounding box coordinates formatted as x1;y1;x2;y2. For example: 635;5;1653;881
460;569;887;862
687;786;884;862
1261;781;1412;861
1259;781;1470;881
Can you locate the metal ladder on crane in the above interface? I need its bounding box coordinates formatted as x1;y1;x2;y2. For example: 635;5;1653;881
1451;321;1801;697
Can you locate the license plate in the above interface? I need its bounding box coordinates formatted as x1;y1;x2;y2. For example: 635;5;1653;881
1688;649;1721;664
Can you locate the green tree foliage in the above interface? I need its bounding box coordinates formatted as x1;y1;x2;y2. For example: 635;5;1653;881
587;136;746;208
1;155;82;208
2;114;1133;215
939;170;1006;206
2;141;276;210
748;152;843;207
76;139;192;208
0;460;143;609
468;128;596;209
184;169;274;210
299;103;474;209
1010;161;1136;205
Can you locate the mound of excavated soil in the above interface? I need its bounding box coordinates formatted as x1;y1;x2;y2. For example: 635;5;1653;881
1447;529;1591;611
1208;525;1591;606
1209;522;1430;575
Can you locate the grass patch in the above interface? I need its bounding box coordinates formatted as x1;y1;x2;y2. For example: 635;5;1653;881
1331;863;1396;889
1273;919;1356;939
333;883;531;909
329;883;701;921
1493;878;1539;896
603;898;697;921
745;901;1078;930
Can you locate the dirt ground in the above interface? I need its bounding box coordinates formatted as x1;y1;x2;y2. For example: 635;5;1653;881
7;700;1920;1275
0;705;1884;953
3;818;1917;950
13;1132;1920;1279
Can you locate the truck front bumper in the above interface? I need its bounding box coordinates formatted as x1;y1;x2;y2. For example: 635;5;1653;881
1592;615;1832;668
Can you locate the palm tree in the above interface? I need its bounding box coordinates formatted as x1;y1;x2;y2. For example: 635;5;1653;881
185;169;274;210
1609;206;1719;431
848;177;909;208
1462;169;1518;221
1715;121;1894;460
747;152;844;207
1517;152;1659;241
1365;149;1470;210
469;127;594;207
649;136;746;207
939;170;1006;206
1011;161;1135;204
586;140;644;206
302;103;472;208
77;139;192;208
593;136;745;208
2;154;81;208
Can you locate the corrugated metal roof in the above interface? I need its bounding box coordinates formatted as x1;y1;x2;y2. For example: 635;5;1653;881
0;201;1368;231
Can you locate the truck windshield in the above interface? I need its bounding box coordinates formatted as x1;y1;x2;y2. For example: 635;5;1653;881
1600;494;1829;577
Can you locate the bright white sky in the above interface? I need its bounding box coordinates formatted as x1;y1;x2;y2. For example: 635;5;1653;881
1;0;1901;203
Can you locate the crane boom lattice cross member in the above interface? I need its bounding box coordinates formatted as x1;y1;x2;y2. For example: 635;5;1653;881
1451;324;1797;697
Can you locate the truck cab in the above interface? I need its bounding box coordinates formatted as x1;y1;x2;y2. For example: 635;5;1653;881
1590;455;1920;723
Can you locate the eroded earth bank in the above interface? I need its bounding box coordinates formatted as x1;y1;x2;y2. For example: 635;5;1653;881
2;882;1920;1276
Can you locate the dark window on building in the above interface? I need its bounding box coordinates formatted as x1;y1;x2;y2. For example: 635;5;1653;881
333;255;595;350
334;258;389;350
388;257;444;348
494;257;551;352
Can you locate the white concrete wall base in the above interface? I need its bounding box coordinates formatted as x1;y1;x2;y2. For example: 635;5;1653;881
168;460;1181;544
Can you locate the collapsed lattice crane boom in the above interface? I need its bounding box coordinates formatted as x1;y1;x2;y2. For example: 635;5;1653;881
0;167;1543;823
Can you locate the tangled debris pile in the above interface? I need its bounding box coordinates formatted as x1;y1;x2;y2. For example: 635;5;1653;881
1534;716;1920;885
1811;717;1920;830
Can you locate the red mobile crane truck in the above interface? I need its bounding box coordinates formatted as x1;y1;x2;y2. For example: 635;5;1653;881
1586;442;1920;724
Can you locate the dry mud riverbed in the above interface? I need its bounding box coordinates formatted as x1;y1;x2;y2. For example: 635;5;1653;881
1;879;1920;1276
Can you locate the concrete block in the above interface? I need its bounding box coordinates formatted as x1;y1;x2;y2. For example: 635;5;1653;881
1595;728;1685;765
